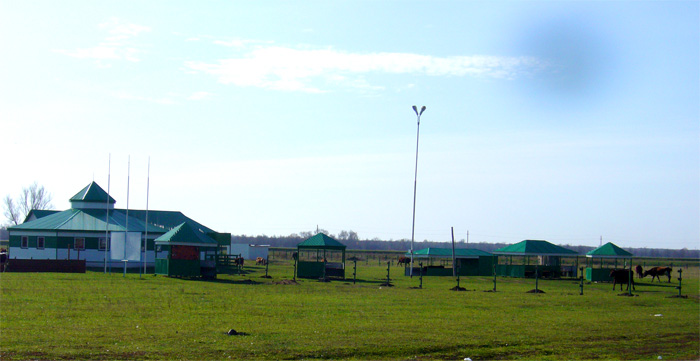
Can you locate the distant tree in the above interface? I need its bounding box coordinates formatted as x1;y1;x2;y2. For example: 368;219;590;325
2;182;53;226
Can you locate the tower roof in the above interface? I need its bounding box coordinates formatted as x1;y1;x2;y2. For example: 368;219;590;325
70;182;116;204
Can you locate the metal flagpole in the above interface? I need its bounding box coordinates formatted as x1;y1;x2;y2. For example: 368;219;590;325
409;105;426;277
125;155;130;277
104;154;111;273
144;157;150;275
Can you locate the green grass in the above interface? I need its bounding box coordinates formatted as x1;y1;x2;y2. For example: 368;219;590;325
1;262;698;360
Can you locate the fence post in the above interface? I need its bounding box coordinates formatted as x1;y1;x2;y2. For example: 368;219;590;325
677;268;683;297
353;260;357;284
419;262;423;289
579;266;584;295
492;263;497;292
386;261;391;285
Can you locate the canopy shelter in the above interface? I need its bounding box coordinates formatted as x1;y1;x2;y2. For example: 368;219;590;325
404;247;496;276
585;242;633;282
296;233;346;279
155;222;219;278
493;240;579;278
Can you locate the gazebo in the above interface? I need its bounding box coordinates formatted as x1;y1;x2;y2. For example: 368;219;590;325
493;240;579;278
585;242;633;282
405;248;496;276
296;233;346;279
154;222;219;278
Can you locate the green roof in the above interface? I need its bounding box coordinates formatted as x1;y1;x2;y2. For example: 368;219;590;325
586;242;633;258
297;233;346;250
8;208;214;235
154;222;218;247
407;247;493;259
23;209;61;222
493;240;578;256
70;182;116;204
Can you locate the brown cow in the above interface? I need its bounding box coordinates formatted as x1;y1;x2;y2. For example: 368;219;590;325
610;269;635;291
397;256;410;267
642;266;672;283
635;265;644;279
256;257;267;265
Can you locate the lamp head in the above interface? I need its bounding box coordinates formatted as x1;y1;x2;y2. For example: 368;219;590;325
420;106;426;115
412;105;418;115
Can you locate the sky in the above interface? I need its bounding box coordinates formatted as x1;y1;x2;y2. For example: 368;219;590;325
1;1;698;250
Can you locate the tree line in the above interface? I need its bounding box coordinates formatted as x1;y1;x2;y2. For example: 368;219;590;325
232;231;700;259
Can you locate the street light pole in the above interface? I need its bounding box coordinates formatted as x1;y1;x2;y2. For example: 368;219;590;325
410;105;426;277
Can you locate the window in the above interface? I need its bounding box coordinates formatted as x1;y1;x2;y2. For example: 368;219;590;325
74;238;85;250
21;236;28;249
98;237;109;251
37;237;45;249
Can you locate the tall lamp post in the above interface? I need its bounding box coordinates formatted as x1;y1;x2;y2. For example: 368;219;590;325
410;105;426;277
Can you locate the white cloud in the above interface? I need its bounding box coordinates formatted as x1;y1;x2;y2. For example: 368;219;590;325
186;45;547;93
112;91;174;105
55;18;150;63
187;91;211;100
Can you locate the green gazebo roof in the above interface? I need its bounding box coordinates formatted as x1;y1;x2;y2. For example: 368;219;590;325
493;240;578;256
297;233;346;250
154;222;218;247
586;242;633;258
70;182;116;204
407;247;493;259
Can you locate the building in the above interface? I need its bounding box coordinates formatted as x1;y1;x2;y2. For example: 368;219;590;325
7;182;228;270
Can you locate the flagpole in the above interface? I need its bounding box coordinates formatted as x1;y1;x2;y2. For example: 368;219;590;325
144;157;150;275
125;155;130;277
104;154;111;274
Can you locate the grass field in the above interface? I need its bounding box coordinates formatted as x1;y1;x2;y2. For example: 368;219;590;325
1;261;698;360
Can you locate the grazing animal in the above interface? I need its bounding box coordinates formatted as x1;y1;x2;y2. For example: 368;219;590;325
635;265;644;279
609;269;635;291
256;257;267;265
397;256;410;266
642;266;672;283
292;252;298;261
231;257;244;266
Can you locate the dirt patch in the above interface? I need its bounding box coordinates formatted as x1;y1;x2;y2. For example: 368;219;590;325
273;279;299;285
667;295;688;299
617;293;638;297
379;283;394;287
527;289;546;293
450;286;467;291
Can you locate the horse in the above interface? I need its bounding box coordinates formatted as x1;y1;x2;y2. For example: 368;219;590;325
397;256;410;267
635;265;644;279
609;269;635;291
642;266;672;283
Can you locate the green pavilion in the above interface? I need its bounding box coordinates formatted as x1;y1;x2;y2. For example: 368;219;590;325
295;233;346;279
585;242;633;282
493;240;579;278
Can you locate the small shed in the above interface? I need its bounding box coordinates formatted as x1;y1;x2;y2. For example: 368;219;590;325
229;243;269;261
585;242;633;282
155;222;219;278
296;233;346;279
493;240;579;278
405;248;496;276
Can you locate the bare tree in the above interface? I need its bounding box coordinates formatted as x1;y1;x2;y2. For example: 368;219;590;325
2;195;21;226
3;182;53;226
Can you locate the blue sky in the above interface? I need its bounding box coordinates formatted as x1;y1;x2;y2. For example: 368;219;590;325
1;1;698;249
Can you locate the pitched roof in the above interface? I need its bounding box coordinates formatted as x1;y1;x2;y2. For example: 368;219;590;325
154;222;217;247
586;242;633;258
297;233;346;249
23;209;61;223
407;247;493;259
8;208;215;235
70;182;116;204
493;240;578;256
